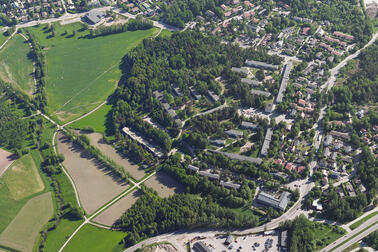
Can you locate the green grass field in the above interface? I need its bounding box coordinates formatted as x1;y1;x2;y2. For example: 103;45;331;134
43;218;82;252
3;154;44;200
0;34;35;96
313;222;346;250
69;103;113;135
0;32;8;47
350;211;378;230
0;192;53;252
0;149;49;234
63;224;126;252
26;23;159;122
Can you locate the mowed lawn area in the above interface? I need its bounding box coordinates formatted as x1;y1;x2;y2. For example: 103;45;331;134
63;224;126;252
3;154;44;200
0;34;35;96
0;192;53;252
70;103;113;135
25;23;159;122
0;151;48;234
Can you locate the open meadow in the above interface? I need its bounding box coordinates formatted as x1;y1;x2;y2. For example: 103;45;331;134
70;103;114;135
0;34;35;96
57;133;129;214
0;148;16;177
25;23;159;122
63;224;125;252
3;154;44;200
144;171;184;198
0;192;53;252
93;189;142;226
83;132;146;180
0;150;48;235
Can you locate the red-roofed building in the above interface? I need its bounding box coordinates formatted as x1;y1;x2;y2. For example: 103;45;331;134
233;0;240;4
224;11;232;17
297;166;305;173
285;162;295;171
302;27;310;35
220;4;227;10
298;99;306;107
275;159;283;165
212;27;221;35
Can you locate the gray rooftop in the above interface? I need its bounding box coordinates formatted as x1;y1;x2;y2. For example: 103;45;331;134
245;60;279;71
241;78;262;86
231;67;249;76
241;121;258;130
188;164;200;172
276;61;292;103
225;129;244;138
220;181;241;190
209;150;262;165
198;171;220;180
260;128;273;156
256;191;291;211
251;89;271;97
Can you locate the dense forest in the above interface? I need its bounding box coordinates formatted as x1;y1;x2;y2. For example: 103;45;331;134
0;101;28;151
113;186;259;247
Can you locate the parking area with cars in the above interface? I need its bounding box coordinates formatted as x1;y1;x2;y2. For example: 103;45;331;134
192;232;280;252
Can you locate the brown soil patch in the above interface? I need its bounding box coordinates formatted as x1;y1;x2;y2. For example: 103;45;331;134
83;132;146;180
144;171;184;198
93;190;142;226
57;133;129;214
0;148;17;178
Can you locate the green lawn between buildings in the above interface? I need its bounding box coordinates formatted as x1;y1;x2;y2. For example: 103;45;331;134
0;34;35;96
63;224;126;252
25;22;160;123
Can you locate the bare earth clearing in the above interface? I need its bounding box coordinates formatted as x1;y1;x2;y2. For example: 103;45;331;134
144;171;184;198
57;133;129;214
0;149;17;178
0;192;53;252
93;190;142;226
83;132;147;180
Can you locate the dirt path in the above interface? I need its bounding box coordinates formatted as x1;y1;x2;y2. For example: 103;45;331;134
0;148;17;178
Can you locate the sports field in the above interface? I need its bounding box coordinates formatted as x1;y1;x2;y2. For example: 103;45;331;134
26;23;159;122
3;154;44;200
63;224;125;252
57;133;129;214
0;34;35;96
0;192;53;252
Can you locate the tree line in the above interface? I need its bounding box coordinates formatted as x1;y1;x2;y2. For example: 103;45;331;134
89;17;153;38
25;30;48;111
113;185;259;248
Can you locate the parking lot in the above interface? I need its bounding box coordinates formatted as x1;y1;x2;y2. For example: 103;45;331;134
193;232;280;252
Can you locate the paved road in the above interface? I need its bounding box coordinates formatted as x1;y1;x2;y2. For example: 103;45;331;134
321;31;378;92
320;214;378;252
